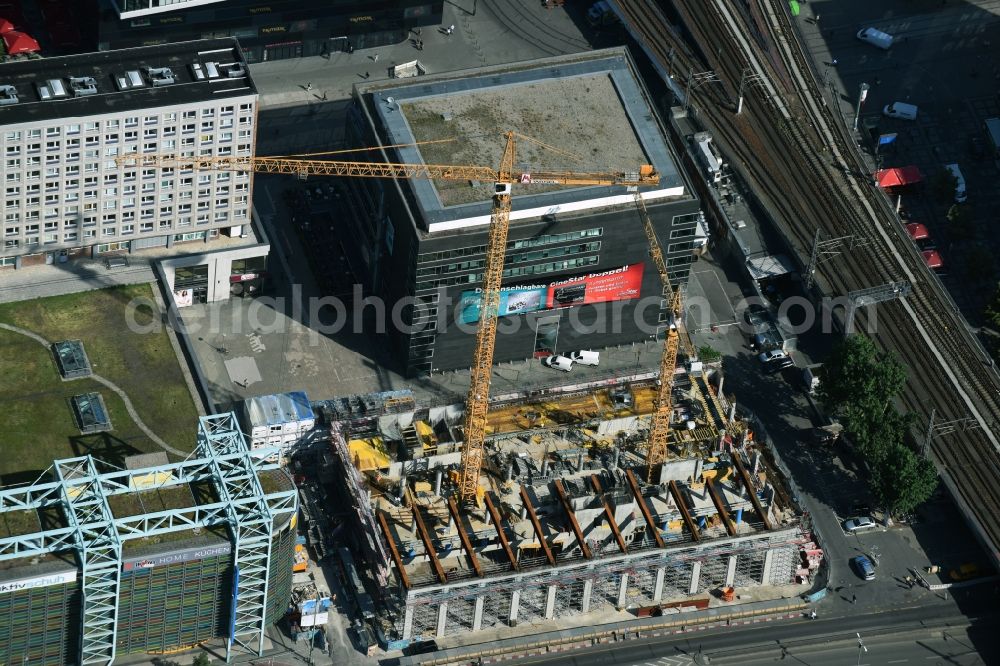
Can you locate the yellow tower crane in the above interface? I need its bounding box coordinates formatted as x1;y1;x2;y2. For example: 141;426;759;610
120;132;660;504
632;194;684;483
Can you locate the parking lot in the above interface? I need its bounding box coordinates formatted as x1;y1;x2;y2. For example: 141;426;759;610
798;0;1000;323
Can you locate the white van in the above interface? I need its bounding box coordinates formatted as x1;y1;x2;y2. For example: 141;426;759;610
569;350;600;366
944;163;967;202
856;27;894;50
882;102;918;120
542;355;574;372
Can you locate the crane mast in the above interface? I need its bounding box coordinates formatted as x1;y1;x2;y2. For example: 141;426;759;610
459;133;516;505
634;194;682;483
119;137;660;506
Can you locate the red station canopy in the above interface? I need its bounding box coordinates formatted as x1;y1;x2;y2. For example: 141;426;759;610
905;222;930;241
875;166;924;188
0;18;15;34
2;30;40;55
922;249;943;270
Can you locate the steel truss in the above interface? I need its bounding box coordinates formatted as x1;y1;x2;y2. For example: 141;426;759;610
0;412;297;666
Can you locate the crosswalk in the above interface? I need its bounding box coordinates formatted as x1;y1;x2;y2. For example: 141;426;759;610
638;655;696;666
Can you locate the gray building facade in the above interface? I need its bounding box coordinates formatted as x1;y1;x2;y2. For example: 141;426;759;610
344;49;705;376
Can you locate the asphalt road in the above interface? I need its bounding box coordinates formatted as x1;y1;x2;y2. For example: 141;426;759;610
502;607;1000;666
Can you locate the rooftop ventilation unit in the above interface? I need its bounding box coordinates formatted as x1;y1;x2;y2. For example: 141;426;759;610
35;78;68;101
226;63;246;78
0;85;17;105
204;62;221;79
68;76;98;97
114;69;146;91
145;67;175;87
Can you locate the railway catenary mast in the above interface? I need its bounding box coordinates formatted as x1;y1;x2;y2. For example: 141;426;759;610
121;134;660;504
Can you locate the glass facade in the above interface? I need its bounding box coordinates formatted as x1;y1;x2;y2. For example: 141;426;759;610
0;525;295;664
98;1;444;62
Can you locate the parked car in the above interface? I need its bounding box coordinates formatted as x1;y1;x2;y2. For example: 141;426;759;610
569;350;600;366
851;502;872;516
851;555;876;581
542;355;574;372
856;27;894;50
763;358;794;375
758;349;789;364
883;102;918;120
843;516;877;532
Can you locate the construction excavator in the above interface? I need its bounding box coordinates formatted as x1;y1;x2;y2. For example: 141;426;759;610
121;130;681;504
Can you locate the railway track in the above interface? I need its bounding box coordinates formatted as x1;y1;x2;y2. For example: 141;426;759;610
613;0;1000;559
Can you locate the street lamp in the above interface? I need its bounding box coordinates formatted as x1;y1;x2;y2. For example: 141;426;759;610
856;632;868;665
853;83;870;131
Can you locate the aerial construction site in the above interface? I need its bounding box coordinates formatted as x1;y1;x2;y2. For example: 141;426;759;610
321;366;816;645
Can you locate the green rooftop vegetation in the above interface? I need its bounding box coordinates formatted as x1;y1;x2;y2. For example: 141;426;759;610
0;285;200;484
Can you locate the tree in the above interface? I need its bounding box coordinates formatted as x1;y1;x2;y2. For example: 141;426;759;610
817;335;907;413
985;282;1000;331
870;442;938;514
698;345;722;362
192;655;211;666
818;334;937;515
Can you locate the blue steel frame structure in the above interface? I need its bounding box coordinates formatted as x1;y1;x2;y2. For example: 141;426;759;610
0;412;297;665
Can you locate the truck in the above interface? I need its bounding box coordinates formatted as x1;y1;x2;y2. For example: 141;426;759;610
692;132;724;184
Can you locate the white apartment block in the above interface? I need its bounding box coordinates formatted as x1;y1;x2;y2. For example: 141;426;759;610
0;38;257;270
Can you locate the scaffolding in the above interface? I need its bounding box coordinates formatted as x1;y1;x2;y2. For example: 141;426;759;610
0;412;297;666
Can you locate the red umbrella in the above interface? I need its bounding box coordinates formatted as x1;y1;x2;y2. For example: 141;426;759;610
922;249;943;270
0;18;15;34
3;30;40;55
904;223;929;241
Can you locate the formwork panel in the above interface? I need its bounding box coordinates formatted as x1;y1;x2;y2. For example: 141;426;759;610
445;595;477;632
697;554;730;592
518;586;547;623
661;562;692;600
734;550;766;587
767;546;798;585
479;591;505;629
625;568;656;607
554;580;586;618
410;602;439;639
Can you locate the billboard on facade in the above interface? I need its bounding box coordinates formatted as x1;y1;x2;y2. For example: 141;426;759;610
458;263;645;324
458;285;548;324
122;544;232;573
545;263;645;308
0;571;77;594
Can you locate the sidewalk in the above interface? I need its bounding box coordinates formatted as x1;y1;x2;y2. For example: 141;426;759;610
397;596;807;666
248;0;591;110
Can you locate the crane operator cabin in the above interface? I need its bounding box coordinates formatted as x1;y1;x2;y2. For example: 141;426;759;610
345;48;706;377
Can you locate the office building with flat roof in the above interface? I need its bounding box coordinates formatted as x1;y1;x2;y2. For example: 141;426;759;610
345;48;707;377
96;0;443;62
0;38;258;277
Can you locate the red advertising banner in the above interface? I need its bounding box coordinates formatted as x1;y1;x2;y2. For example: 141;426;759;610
545;263;645;309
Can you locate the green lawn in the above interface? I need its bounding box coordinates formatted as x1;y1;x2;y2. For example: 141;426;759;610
0;285;200;483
